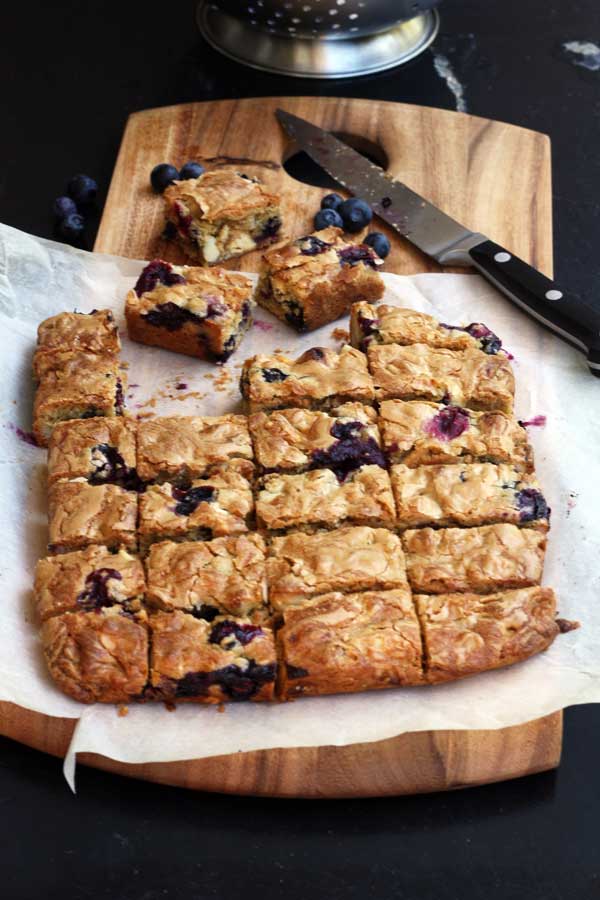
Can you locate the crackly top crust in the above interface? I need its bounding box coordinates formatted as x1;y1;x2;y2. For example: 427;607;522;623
403;524;546;594
416;586;558;682
391;462;549;530
145;535;268;621
240;345;375;412
33;347;122;386
36;309;120;358
278;588;423;697
249;403;379;472
378;400;532;470
164;170;280;222
35;545;146;621
41;607;149;703
47;480;138;552
267;525;409;612
256;465;395;532
138;460;255;542
47;417;137;485
368;343;514;412
137;414;253;483
126;263;253;317
149;610;276;703
351;303;505;354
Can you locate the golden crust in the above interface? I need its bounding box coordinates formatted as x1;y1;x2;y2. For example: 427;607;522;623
240;345;375;413
36;309;120;358
138;460;254;551
149;610;276;703
267;525;409;612
416;586;558;683
378;399;532;470
391;462;549;530
35;546;146;621
164;170;280;223
278;588;423;698
249;403;379;473
256;227;384;332
137;414;253;483
256;465;395;533
146;535;268;622
368;343;514;412
47;481;138;554
41;608;149;703
403;524;547;594
47;417;137;485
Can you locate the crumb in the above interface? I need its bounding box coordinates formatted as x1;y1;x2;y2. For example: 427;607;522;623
136;411;156;420
119;361;130;370
331;327;349;343
118;705;129;717
556;618;580;633
217;703;226;713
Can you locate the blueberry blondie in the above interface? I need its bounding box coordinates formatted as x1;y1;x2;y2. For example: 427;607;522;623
47;417;139;488
35;309;120;360
47;480;138;554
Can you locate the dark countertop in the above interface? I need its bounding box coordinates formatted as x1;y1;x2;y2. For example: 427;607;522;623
2;1;599;897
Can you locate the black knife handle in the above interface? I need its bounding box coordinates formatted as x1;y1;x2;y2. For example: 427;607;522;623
468;239;600;376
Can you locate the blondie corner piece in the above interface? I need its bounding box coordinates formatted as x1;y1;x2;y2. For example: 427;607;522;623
278;588;423;699
35;545;146;621
416;586;559;683
41;607;149;703
163;169;281;265
126;260;255;362
240;345;375;413
36;309;121;359
47;417;139;488
403;524;547;595
47;480;138;554
148;610;276;703
145;535;268;623
256;226;384;333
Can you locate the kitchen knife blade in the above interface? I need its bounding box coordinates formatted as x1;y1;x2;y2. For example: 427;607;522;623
276;108;600;375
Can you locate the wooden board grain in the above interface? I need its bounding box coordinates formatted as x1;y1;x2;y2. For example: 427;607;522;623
1;98;560;796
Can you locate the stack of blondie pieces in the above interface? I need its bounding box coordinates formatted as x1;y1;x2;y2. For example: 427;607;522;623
34;302;562;707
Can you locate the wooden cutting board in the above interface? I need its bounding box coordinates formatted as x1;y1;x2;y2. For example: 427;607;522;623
0;97;560;797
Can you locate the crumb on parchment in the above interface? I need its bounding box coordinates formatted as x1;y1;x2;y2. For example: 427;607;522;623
331;327;350;343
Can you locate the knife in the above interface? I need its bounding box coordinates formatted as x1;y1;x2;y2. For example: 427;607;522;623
276;108;600;376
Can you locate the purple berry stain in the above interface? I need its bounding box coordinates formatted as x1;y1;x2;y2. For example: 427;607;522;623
516;488;550;522
6;423;39;447
176;382;188;391
209;620;264;646
76;568;123;610
519;415;547;428
424;406;470;441
171;485;215;516
134;260;186;297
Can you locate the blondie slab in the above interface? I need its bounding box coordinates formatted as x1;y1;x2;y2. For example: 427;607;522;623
36;309;120;359
48;480;138;554
47;417;139;488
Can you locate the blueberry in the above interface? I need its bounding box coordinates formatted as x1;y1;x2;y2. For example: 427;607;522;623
53;196;77;220
321;193;344;211
314;208;344;230
58;212;85;243
67;174;98;206
150;163;179;194
179;161;205;181
338;198;373;233
364;232;391;259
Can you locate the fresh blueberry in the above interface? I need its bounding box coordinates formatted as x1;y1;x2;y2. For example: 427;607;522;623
58;213;85;243
67;174;98;206
363;232;391;259
150;163;179;194
53;196;77;220
338;198;373;233
314;208;344;230
321;193;344;211
179;161;205;181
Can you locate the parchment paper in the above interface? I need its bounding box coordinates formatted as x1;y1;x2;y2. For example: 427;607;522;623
1;222;598;791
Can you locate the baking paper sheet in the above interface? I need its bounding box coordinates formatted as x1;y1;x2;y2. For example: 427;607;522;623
1;222;598;790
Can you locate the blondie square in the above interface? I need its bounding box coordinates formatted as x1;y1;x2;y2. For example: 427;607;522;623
256;465;395;534
350;303;505;355
391;462;550;530
137;414;253;484
125;260;255;362
267;525;409;613
47;480;138;554
138;460;254;552
145;535;268;622
249;403;383;476
47;417;138;488
416;586;559;683
41;607;149;703
368;343;514;412
378;400;532;470
278;588;423;699
240;345;375;414
163;169;281;265
148;610;276;703
36;309;120;359
403;524;547;594
35;545;146;621
256;227;384;332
